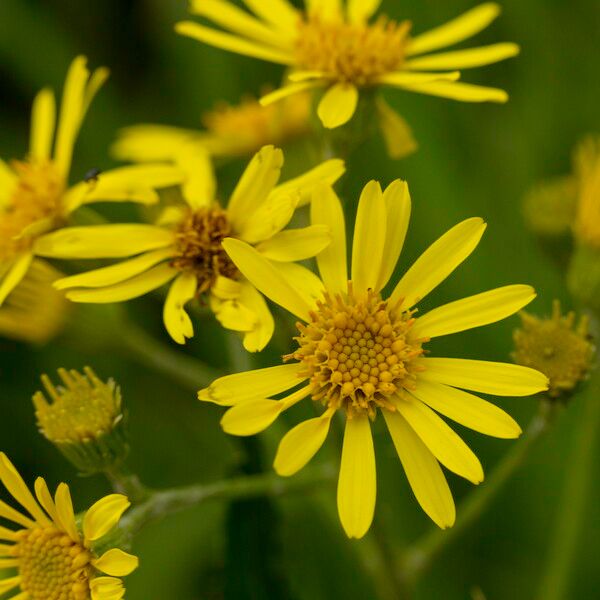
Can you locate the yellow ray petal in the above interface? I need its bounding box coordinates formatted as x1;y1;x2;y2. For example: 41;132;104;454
375;98;418;160
0;526;16;541
198;363;305;406
236;192;298;244
269;158;346;208
377;71;461;86
222;238;313;320
0;454;50;525
93;548;139;577
256;225;330;261
337;414;376;539
34;224;174;259
351;180;386;294
65;264;176;304
310;184;347;295
260;80;325;106
0;253;33;307
420;358;549;396
396;395;484;484
411;380;522;439
241;0;299;34
0;159;17;205
55;248;174;290
83;494;130;542
307;0;342;20
211;295;257;332
238;281;275;352
34;477;60;525
211;275;243;300
63;182;159;214
227;145;284;231
376;180;411;292
190;0;292;49
383;409;455;528
389;217;486;309
29;88;56;162
0;499;35;528
405;43;520;70
273;261;325;308
178;148;216;209
317;83;359;129
288;70;331;82
163;272;197;344
408;3;502;56
348;0;382;23
274;409;334;476
54;483;81;542
175;21;293;65
0;576;20;595
412;285;536;339
90;576;124;600
93;164;185;189
399;80;508;103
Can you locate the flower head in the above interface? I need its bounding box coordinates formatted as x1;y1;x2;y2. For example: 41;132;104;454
0;56;183;309
112;90;313;162
513;301;594;398
176;1;519;129
0;453;137;599
46;146;344;350
199;180;548;537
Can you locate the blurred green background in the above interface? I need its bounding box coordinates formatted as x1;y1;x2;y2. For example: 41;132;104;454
1;1;599;598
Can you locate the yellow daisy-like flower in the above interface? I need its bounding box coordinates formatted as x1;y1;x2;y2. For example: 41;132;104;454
199;180;548;538
112;90;313;162
0;453;137;600
176;1;519;129
0;55;183;308
42;146;344;349
0;260;68;345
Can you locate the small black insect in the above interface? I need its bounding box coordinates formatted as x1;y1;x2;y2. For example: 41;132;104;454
83;167;102;183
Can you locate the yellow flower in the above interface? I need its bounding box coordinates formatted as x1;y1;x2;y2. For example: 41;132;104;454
199;180;548;538
176;1;519;129
43;146;344;350
0;259;68;344
0;453;137;600
112;90;313;162
0;56;184;309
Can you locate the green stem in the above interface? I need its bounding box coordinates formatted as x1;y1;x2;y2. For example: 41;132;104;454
536;364;600;600
400;399;559;586
118;463;335;537
104;465;151;504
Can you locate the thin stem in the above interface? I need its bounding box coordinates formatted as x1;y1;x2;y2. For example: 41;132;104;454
118;463;336;537
104;465;151;504
536;364;600;600
400;399;559;586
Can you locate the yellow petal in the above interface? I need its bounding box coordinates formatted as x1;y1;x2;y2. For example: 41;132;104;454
348;0;381;23
396;395;484;484
412;284;536;339
274;410;334;476
400;80;508;103
0;159;17;205
177;148;216;209
241;0;299;34
0;576;20;595
0;453;50;525
408;3;502;56
92;164;185;189
54;483;81;542
222;238;313;320
221;400;286;436
30;88;56;162
0;498;35;528
383;409;455;528
260;81;324;106
273;261;325;308
287;70;331;82
405;43;520;70
34;477;60;525
83;494;131;542
66;264;176;304
310;184;347;295
376;180;411;291
375;98;418;160
54;248;174;290
420;358;549;396
112;124;199;162
238;280;275;352
90;576;124;600
198;363;305;405
351;181;386;295
317;83;359;129
93;548;139;577
163;272;197;344
211;275;243;300
0;253;33;306
269;158;346;208
307;0;342;20
256;225;330;261
389;217;486;309
411;380;522;439
227;145;284;231
34;224;174;259
337;414;376;539
175;21;293;65
211;296;257;332
237;194;298;244
377;71;461;86
0;526;16;541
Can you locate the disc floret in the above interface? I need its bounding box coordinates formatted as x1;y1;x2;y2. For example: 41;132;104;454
289;287;426;418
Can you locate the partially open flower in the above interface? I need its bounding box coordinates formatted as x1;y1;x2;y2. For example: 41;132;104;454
33;368;127;475
512;301;594;398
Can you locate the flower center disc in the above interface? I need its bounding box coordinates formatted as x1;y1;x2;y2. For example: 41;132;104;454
0;160;63;260
295;16;411;85
172;207;238;294
290;289;425;417
14;526;91;600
